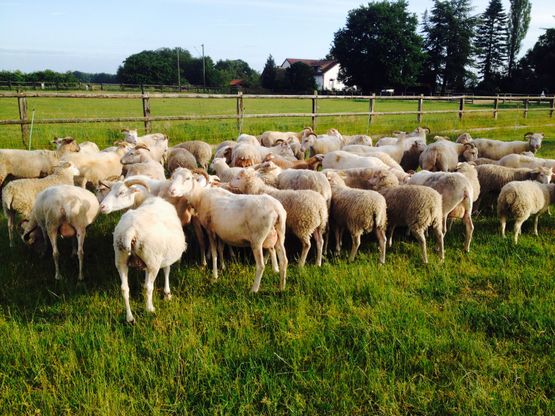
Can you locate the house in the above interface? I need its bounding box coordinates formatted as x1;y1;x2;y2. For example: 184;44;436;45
280;58;347;91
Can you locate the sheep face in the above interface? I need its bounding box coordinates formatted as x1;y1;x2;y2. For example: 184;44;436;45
534;167;553;184
300;134;316;152
169;168;206;197
98;182;139;214
122;129;139;144
525;132;543;153
209;157;227;174
456;133;473;144
121;147;150;164
54;161;80;177
462;143;478;162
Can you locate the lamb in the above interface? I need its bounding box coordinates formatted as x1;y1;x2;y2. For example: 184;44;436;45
105;180;187;323
2;162;80;247
121;129;168;163
229;169;328;267
476;164;552;211
173;140;212;169
376;185;444;264
120;144;166;180
167;147;198;174
0;138;80;186
470;132;543;160
262;153;323;170
497;181;555;244
408;169;475;252
419;140;478;171
168;168;288;293
325;171;387;262
258;127;313;147
322;150;393;171
20;185;99;281
210;157;245;182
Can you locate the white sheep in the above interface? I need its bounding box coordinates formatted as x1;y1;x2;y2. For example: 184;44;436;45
497;181;555;244
258;127;313;147
419;140;478;171
121;144;166;180
121;129;168;163
322;150;393;171
210;157;245;182
172;140;212;169
2;162;80;246
471;132;543;160
497;154;555;170
168;168;288;292
375;127;429;147
20;185;99;281
325;171;387;262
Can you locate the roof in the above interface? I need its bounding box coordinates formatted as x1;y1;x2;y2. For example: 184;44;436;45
281;58;338;74
229;79;243;86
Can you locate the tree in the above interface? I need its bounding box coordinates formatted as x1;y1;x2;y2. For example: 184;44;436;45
215;59;260;87
475;0;508;88
421;0;476;93
286;62;316;93
507;0;531;77
261;55;277;89
512;29;555;93
330;1;424;93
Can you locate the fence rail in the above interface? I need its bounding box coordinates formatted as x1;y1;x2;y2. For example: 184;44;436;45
1;92;554;147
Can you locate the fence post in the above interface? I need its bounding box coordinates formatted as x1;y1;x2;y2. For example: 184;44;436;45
17;94;29;148
236;91;244;134
550;95;555;118
417;94;424;124
368;93;376;126
311;90;318;131
458;95;465;120
141;89;152;134
523;98;529;118
493;95;499;119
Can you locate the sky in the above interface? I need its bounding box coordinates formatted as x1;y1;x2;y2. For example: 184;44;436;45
0;0;553;74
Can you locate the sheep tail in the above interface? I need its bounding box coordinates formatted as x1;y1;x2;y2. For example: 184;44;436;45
116;228;137;256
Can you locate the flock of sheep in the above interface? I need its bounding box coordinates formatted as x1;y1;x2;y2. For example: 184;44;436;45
0;126;552;322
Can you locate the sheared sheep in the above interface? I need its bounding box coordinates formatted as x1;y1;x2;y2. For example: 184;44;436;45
419;140;478;171
469;132;543;159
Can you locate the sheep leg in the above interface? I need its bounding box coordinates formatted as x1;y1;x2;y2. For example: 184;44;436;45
334;226;343;256
442;215;448;235
533;213;540;236
251;244;265;293
388;225;396;248
115;252;134;323
376;227;387;264
47;228;62;280
499;216;507;238
275;233;288;291
217;238;226;270
207;231;219;281
313;227;324;267
144;267;159;313
298;236;311;267
163;266;172;300
6;209;15;248
432;224;445;261
323;222;330;254
411;228;428;264
463;212;474;253
513;219;525;244
76;228;86;280
192;217;207;267
269;248;279;273
348;231;362;262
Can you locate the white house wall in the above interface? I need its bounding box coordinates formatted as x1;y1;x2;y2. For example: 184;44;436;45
322;65;346;91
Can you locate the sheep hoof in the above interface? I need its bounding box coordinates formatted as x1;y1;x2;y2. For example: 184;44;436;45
78;274;85;281
55;273;63;280
164;293;172;301
126;317;136;325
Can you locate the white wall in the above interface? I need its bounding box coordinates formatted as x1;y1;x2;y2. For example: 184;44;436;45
322;64;346;91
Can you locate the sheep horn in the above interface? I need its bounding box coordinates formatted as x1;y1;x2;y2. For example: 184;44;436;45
98;180;113;189
121;128;129;132
134;143;150;151
124;178;150;192
524;132;534;138
192;168;209;181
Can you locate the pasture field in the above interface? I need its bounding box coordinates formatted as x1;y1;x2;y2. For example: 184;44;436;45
0;96;554;414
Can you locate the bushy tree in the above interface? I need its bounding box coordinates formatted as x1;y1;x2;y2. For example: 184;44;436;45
330;0;424;93
475;0;508;89
261;55;277;89
286;62;316;93
511;29;555;93
507;0;531;77
215;59;260;88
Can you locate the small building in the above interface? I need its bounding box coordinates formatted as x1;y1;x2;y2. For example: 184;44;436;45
280;58;347;91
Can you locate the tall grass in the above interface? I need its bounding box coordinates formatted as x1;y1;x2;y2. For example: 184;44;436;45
0;97;553;414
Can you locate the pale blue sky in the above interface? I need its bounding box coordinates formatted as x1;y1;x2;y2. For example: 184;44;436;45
0;0;552;73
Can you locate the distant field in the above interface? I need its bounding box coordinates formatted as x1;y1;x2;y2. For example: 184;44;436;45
0;95;554;414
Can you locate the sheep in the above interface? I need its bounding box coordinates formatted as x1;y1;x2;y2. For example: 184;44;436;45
2;162;80;247
52;137;99;154
173;140;212;169
497;181;555;244
60;142;129;188
419;140;478;171
375;127;429;147
341;134;373;146
121;144;166;180
258;127;313;147
104;181;187;323
255;161;283;187
262;153;323;170
376;185;444;264
236;134;260;146
210;157;245;182
327;168;401;190
231;142;295;167
229;169;328;267
213;141;237;162
473;157;499;166
497;154;555;170
167;147;198;174
339;146;404;171
322;150;393;171
325;171;387;262
276;169;332;209
20;185;99;281
309;129;344;155
476;164;553;211
101;141;133;153
470;132;544;160
0;138;80;186
121;129;168;163
346;136;409;163
168;168;288;293
408;169;475;252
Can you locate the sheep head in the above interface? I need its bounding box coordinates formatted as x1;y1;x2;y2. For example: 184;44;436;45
169;168;207;197
122;128;139;144
456;133;473;144
53;161;80;177
532;166;553;184
98;178;146;214
462;142;478;163
525;132;543;153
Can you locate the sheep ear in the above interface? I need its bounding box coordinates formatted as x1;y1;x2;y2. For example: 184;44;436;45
524;132;534;138
121;128;129;133
196;175;207;188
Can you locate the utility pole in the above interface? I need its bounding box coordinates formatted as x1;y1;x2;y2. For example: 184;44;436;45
176;48;181;90
201;43;206;89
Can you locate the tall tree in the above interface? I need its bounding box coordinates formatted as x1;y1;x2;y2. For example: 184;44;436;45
330;0;424;93
261;55;277;90
286;62;316;93
507;0;531;77
421;0;476;93
475;0;508;85
512;29;555;93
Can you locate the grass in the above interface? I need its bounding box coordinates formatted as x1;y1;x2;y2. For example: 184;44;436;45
0;96;554;414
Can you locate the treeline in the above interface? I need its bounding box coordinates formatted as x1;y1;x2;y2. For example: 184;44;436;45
0;70;116;85
329;0;554;94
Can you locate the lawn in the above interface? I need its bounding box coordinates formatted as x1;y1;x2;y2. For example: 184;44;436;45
0;95;553;414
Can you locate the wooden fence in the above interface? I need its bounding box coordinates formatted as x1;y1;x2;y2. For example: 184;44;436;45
1;91;554;146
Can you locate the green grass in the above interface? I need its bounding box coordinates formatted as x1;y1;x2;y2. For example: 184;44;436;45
0;96;554;414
